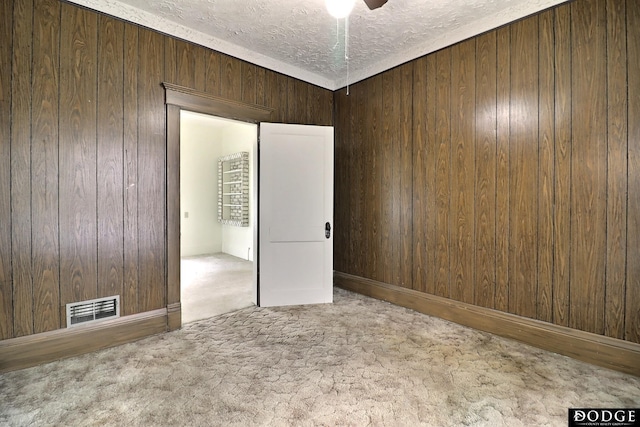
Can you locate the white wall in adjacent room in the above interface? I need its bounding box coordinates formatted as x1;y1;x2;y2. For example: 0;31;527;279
180;111;224;256
181;110;257;260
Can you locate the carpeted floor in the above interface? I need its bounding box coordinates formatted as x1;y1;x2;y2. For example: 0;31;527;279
181;253;254;323
1;288;639;426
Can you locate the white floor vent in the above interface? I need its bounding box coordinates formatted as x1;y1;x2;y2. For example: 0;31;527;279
66;296;120;327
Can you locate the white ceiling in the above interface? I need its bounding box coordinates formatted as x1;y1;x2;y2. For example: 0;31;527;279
67;0;569;90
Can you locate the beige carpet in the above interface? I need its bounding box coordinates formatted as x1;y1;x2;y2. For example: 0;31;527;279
181;253;254;324
1;288;639;426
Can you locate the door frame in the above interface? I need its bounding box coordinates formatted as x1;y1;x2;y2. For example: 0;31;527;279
163;83;274;331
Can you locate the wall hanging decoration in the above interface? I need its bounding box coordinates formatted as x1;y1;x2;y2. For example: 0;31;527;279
217;151;249;226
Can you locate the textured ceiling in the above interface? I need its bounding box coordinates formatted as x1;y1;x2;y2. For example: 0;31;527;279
67;0;569;90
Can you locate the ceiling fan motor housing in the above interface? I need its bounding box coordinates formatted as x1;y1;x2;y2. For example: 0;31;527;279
363;0;389;10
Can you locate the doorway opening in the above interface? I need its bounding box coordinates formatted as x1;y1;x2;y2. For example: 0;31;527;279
180;111;257;323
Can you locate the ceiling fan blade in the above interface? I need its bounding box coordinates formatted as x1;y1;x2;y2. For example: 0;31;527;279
363;0;388;10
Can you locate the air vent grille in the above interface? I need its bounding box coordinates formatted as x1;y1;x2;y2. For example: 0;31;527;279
66;296;120;327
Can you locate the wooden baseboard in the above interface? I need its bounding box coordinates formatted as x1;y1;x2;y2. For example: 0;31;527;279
167;302;181;331
0;308;168;373
335;272;640;377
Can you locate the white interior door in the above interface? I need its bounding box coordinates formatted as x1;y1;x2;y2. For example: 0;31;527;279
258;123;333;307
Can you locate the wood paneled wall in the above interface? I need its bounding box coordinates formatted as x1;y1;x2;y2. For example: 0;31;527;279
334;0;640;343
0;0;333;340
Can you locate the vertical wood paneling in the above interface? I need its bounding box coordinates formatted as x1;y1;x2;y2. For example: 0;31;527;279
537;10;555;323
122;23;139;316
204;50;221;96
31;0;60;333
450;40;475;303
265;70;287;122
391;69;403;285
241;62;257;105
137;28;165;312
287;78;307;124
11;0;35;337
193;45;206;92
605;0;628;340
97;15;124;300
495;26;511;313
553;4;572;327
333;0;640;345
220;54;242;102
0;0;15;339
424;56;437;295
334;88;350;273
398;63;414;288
59;4;98;316
350;82;365;277
412;57;429;292
474;31;497;309
434;49;451;298
4;0;636;348
308;84;331;126
164;38;176;85
570;0;607;334
176;40;195;88
365;77;381;282
509;17;538;318
625;0;640;343
380;73;394;285
2;0;334;343
255;67;266;107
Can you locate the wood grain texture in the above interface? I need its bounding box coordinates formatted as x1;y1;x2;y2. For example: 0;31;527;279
330;0;639;345
264;70;288;123
204;50;221;96
333;88;350;273
1;0;334;346
137;28;165;312
97;15;124;300
255;67;266;107
390;70;402;286
604;0;628;340
11;0;35;337
287;78;307;124
0;0;14;340
193;45;206;93
380;72;394;285
241;62;257;105
166;104;181;312
553;4;572;327
350;81;365;277
307;84;330;126
220;54;242;102
434;49;451;299
424;55;438;295
474;31;497;309
122;23;139;316
509;17;538;319
365;76;381;282
176;40;195;89
537;10;554;323
398;63;414;289
59;4;98;319
31;0;61;333
625;0;640;343
495;26;511;313
450;40;475;303
570;0;607;334
411;57;429;293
